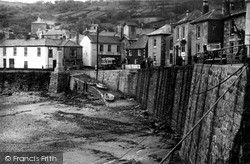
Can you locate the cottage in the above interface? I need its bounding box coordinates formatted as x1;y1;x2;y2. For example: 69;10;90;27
191;8;224;59
147;24;172;67
81;34;121;69
0;38;82;70
126;35;148;67
173;9;201;65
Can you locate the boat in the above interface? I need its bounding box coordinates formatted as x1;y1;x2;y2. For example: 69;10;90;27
96;83;108;90
87;82;96;86
103;93;115;102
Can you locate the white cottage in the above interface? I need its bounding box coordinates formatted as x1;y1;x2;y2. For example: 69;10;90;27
80;34;121;68
0;38;82;69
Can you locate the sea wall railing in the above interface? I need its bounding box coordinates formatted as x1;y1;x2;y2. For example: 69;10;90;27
194;44;250;65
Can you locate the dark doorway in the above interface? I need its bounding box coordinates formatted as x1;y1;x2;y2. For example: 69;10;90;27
9;59;14;68
3;59;6;68
53;60;57;69
24;61;28;69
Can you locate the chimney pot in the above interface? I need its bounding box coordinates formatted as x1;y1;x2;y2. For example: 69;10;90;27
202;0;209;14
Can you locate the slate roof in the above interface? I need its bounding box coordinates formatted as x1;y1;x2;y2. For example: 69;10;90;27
191;9;223;24
88;35;120;44
223;7;246;19
174;9;202;26
0;39;81;47
127;35;148;49
43;29;67;35
147;24;172;36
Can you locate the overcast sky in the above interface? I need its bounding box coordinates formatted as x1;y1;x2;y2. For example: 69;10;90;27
3;0;89;3
4;0;55;3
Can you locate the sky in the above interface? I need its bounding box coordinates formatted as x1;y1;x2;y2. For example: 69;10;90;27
3;0;56;3
2;0;88;4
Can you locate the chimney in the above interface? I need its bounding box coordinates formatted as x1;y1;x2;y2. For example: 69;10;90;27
245;0;250;57
76;32;79;44
230;0;235;10
202;0;209;14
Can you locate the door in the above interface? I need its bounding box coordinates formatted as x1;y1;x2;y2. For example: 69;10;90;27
53;60;56;69
9;59;14;68
3;59;6;68
24;61;28;69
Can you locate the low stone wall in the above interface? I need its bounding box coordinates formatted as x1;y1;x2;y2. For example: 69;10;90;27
80;69;138;96
0;72;51;93
180;64;247;164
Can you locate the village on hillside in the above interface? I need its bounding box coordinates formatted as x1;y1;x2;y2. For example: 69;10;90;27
0;0;250;163
0;0;247;71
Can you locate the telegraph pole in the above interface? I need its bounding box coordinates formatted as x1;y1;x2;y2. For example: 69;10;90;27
96;25;99;80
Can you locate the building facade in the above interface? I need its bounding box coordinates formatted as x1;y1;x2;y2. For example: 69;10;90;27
0;39;82;69
80;35;121;68
126;35;148;66
147;24;172;67
173;9;201;65
191;9;224;58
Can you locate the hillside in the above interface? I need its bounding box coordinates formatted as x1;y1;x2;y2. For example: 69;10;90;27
0;0;224;37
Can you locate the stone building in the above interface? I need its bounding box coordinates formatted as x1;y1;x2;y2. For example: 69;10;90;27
173;9;201;65
191;9;224;57
147;24;172;67
126;35;148;66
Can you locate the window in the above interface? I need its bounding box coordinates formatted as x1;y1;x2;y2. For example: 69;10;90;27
48;49;53;58
153;52;156;61
196;25;201;39
117;45;120;52
181;45;185;52
170;53;173;64
37;48;41;57
134;59;138;64
129;50;132;56
70;49;77;58
153;39;156;48
230;20;235;35
3;48;6;56
108;45;111;52
176;27;179;40
13;47;17;56
24;47;27;56
100;44;103;52
131;26;135;35
170;38;173;50
230;42;234;53
182;26;185;39
196;44;200;53
138;50;141;56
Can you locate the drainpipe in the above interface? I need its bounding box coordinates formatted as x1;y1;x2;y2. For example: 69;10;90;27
245;0;250;58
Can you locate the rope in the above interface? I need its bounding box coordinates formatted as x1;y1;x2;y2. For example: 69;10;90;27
194;64;246;95
159;65;247;164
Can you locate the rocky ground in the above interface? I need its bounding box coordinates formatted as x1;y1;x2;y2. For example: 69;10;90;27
0;86;183;164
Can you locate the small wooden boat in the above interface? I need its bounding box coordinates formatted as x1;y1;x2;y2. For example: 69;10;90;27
96;83;108;90
103;93;115;102
87;82;96;86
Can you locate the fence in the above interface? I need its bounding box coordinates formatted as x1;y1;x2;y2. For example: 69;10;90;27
194;44;249;65
135;65;193;135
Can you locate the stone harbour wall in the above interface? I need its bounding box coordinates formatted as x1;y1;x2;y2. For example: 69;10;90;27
80;69;138;96
49;72;70;93
0;71;51;94
180;64;247;164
